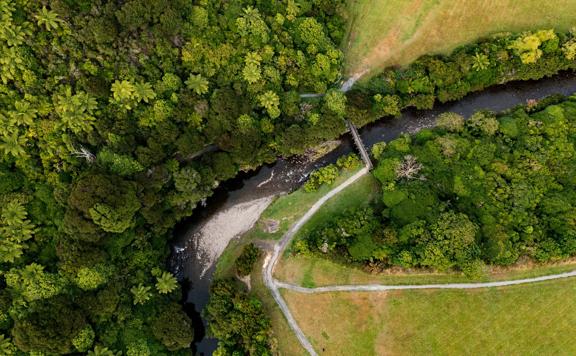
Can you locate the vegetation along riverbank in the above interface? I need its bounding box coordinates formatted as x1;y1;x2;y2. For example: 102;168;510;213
2;0;576;355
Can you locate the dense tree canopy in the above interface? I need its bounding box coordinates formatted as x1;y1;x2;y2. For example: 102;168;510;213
2;0;576;353
297;97;576;275
0;0;348;354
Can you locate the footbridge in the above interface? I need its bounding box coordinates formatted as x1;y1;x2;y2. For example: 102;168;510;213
346;120;373;170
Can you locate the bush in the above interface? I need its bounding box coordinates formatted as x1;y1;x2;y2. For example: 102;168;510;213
436;112;465;132
336;154;361;170
235;244;261;277
304;164;339;192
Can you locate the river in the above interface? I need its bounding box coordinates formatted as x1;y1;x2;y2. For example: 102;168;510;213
169;72;576;355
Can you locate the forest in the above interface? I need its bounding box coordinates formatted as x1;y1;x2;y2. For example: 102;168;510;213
0;0;347;354
2;0;576;354
296;96;576;276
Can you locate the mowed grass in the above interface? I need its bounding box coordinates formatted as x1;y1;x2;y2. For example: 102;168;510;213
276;254;576;287
250;256;306;356
289;172;381;244
247;166;363;241
283;278;576;355
344;0;576;77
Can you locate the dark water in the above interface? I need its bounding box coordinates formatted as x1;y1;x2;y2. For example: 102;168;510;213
169;72;576;355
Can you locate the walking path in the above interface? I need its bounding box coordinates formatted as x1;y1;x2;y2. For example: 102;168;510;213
265;73;576;355
262;163;576;355
275;269;576;293
263;167;369;356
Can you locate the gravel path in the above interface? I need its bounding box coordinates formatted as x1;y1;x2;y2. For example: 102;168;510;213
262;165;576;355
263;167;370;356
275;269;576;293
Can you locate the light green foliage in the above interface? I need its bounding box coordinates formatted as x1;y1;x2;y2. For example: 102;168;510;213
88;346;117;356
35;7;63;31
75;266;109;291
471;52;490;71
97;149;144;176
371;142;387;160
173;166;201;194
508;30;557;64
130;284;152;305
258;90;281;119
5;263;64;302
236;6;270;46
54;88;98;134
111;80;136;109
185;74;209;95
373;94;401;117
436;112;465;132
72;326;95;352
373;158;400;184
237;114;254;132
133;82;156;103
242;53;262;84
563;39;576;60
304;164;339;192
323;89;347;116
155;272;178;294
0;335;16;355
89;197;140;233
467;112;499;135
0;200;35;263
297;18;327;46
336;154;361;170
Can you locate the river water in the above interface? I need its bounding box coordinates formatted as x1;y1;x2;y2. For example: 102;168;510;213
169;72;576;355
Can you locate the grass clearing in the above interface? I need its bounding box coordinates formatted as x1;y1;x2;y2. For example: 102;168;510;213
288;172;381;244
214;166;363;278
283;278;576;355
276;254;576;286
250;257;306;355
246;166;363;241
344;0;576;77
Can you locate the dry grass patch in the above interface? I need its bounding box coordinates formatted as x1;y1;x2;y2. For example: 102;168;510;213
284;278;576;355
345;0;576;77
282;290;389;355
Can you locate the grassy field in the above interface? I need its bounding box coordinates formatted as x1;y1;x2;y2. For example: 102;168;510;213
283;278;576;355
276;254;576;287
344;0;576;77
214;166;363;278
288;172;381;245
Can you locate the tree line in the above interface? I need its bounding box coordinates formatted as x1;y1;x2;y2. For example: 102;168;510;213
296;96;576;276
2;0;576;354
0;0;346;354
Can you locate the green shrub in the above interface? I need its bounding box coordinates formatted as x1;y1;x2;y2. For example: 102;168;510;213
235;243;261;277
304;164;339;192
436;112;465;132
336;154;361;170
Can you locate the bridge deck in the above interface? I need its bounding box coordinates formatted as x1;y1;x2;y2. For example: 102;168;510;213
346;120;373;170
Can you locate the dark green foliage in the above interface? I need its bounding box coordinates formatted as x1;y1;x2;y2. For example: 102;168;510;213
235;243;261;277
3;0;576;352
0;1;348;353
206;279;273;355
350;29;576;127
151;303;194;351
12;297;87;354
300;99;576;273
